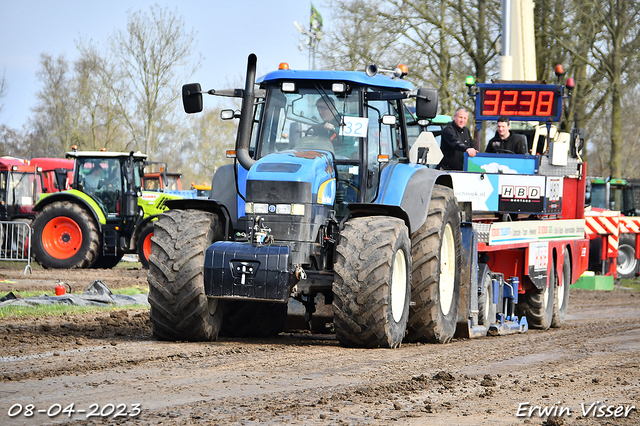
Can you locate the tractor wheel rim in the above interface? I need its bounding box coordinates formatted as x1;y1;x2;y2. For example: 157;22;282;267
391;248;407;323
484;276;491;321
143;231;153;262
617;245;637;276
439;223;456;316
42;217;82;260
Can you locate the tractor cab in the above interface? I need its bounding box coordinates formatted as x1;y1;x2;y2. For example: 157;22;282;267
68;150;145;220
0;160;42;221
586;177;638;216
213;63;438;223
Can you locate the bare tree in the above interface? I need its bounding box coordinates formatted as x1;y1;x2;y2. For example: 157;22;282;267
73;42;126;151
320;0;501;114
593;0;640;178
525;0;640;178
109;5;201;157
29;53;75;156
320;0;404;71
177;108;237;185
0;68;7;115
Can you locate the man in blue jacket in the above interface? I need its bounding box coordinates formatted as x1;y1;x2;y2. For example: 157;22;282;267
437;107;478;170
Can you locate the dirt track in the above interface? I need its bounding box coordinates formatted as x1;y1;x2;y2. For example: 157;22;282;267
1;267;639;425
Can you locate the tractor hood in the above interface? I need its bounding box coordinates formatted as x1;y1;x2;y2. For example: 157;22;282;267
246;150;336;205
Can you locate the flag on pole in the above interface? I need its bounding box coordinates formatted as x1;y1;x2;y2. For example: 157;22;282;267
310;3;323;31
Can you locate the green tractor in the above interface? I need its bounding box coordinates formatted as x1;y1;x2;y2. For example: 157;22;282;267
31;149;180;269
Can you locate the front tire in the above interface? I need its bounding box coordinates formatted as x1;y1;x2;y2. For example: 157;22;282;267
333;216;411;348
477;264;497;326
551;250;571;328
148;209;224;341
32;201;100;269
518;261;555;330
137;222;154;269
406;185;462;343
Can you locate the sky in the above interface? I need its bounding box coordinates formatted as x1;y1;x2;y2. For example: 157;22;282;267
0;0;330;130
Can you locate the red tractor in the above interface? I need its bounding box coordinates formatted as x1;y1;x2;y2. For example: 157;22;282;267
0;157;74;258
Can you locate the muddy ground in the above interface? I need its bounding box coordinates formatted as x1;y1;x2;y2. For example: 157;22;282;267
0;266;639;425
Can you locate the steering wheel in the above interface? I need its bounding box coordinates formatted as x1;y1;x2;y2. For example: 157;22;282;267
495;148;515;154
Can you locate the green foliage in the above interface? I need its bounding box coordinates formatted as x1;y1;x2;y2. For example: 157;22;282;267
0;304;148;320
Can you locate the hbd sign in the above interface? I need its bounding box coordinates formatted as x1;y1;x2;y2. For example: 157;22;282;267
499;180;544;213
501;185;542;199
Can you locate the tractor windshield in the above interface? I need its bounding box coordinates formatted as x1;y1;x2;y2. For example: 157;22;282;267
7;172;40;206
256;83;361;160
590;184;606;209
78;158;123;215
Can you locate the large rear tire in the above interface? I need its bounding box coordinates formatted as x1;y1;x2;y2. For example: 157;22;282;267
136;222;154;269
406;185;462;343
518;261;555;330
148;209;224;341
31;201;100;269
552;250;571;328
221;301;288;338
333;216;411;348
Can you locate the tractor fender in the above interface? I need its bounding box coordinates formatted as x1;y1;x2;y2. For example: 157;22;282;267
373;163;453;234
34;191;106;227
162;198;233;241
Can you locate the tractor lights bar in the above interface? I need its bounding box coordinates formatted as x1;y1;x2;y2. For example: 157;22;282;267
281;81;349;94
245;202;305;216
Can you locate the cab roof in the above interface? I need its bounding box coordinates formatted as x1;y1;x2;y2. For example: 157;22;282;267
257;69;414;91
65;151;147;160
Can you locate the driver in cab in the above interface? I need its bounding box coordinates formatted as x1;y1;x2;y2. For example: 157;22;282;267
485;116;528;154
298;97;357;159
83;161;103;196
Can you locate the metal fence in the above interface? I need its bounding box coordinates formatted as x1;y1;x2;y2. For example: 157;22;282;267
0;221;32;274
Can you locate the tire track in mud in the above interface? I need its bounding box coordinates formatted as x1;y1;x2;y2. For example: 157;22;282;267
1;289;639;425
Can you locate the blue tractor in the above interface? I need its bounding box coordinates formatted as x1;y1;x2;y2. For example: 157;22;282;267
148;55;463;348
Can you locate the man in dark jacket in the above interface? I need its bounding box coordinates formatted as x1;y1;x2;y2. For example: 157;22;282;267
437;107;477;170
485;116;528;154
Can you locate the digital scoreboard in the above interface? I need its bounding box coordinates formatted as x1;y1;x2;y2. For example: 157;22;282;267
475;83;563;122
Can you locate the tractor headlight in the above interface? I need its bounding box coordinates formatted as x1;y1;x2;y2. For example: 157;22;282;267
276;204;291;214
246;202;304;215
245;202;269;214
254;203;269;214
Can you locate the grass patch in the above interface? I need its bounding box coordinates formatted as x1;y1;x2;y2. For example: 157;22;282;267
0;286;149;319
0;260;143;270
2;286;148;299
618;277;640;291
0;303;149;320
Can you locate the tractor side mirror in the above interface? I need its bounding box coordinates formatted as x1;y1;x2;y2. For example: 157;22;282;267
182;83;203;114
220;109;239;120
570;127;585;158
415;88;438;120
